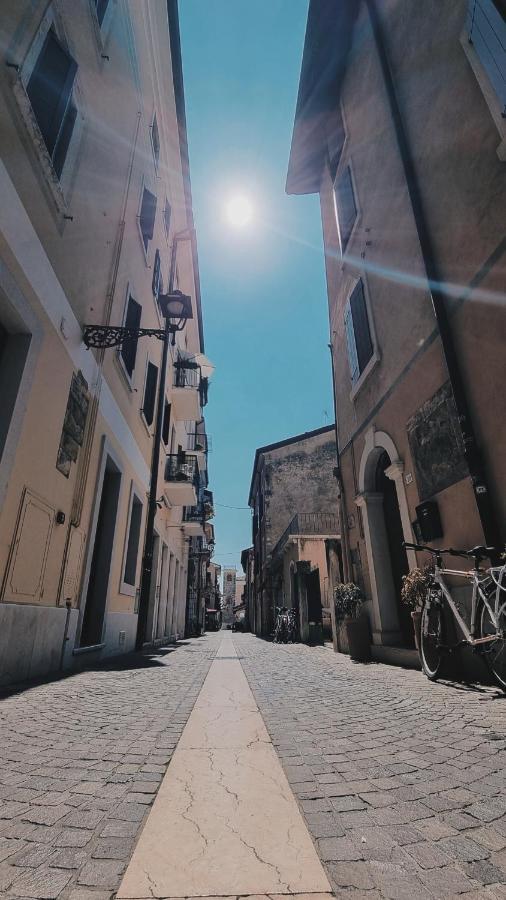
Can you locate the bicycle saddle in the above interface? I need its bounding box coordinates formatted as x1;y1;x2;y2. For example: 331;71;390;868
469;546;496;560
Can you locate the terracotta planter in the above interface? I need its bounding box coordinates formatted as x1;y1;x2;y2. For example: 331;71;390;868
411;609;422;652
345;617;371;662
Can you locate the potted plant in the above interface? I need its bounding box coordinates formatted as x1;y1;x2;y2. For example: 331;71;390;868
334;582;370;662
400;564;433;651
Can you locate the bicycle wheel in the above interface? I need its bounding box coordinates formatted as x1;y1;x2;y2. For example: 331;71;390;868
420;594;444;680
480;596;506;691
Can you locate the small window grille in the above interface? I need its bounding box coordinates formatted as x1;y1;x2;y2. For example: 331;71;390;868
163;198;172;242
152;248;161;298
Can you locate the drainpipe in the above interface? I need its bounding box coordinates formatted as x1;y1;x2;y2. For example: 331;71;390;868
328;342;352;582
366;0;502;554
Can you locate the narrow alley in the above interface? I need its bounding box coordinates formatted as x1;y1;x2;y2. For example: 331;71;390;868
1;634;505;900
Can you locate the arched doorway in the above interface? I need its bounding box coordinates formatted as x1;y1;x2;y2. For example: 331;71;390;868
376;452;412;646
356;428;416;648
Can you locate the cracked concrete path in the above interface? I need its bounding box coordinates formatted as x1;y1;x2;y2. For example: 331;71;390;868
116;632;332;900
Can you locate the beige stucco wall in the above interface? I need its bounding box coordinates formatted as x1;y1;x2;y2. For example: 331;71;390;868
0;1;203;683
318;0;505;640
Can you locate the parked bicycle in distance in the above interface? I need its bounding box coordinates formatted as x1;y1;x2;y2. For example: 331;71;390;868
273;606;298;643
403;541;506;690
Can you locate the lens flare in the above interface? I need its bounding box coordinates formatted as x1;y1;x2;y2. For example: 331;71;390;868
226;195;253;227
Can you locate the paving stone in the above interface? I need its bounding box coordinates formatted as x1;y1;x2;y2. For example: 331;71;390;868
53;829;93;849
472;827;506;852
464;859;506;884
405;840;452;869
328;860;375;890
317;837;363;862
21;805;71;826
0;801;30;820
418;864;476;896
98;820;139;838
60;810;105;830
68;889;114;900
12;842;54;868
0;838;25;863
91;838;134;860
48;847;88;869
439;834;490;862
9;866;73;898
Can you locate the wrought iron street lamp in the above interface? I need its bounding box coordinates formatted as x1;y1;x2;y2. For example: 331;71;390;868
83;287;193;651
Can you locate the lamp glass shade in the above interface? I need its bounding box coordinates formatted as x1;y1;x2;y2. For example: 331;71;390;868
158;290;193;321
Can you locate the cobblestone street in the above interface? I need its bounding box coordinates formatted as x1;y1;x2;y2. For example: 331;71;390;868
238;635;506;899
0;632;505;900
0;637;219;900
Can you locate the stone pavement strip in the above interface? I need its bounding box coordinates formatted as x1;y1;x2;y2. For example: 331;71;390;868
1;632;506;900
116;630;331;900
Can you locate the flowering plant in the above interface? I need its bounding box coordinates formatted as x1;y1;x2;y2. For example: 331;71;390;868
400;565;434;612
334;582;364;623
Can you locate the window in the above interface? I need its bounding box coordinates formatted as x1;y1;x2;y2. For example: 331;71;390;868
334;165;357;253
139;186;157;253
26;28;77;179
95;0;110;27
124;493;143;587
162;401;171;445
142;361;158;427
163;198;172;242
152;248;161;299
344;280;373;385
120;295;141;378
467;0;506;115
151;113;160;170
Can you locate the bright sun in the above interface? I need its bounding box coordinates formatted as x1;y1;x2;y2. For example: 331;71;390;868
226;195;253;228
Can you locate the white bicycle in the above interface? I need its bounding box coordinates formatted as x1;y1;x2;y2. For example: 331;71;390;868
403;542;506;690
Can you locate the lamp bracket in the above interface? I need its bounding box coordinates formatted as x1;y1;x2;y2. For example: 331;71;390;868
82;324;171;349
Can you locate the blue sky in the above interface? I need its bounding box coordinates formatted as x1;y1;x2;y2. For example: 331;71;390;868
179;0;334;573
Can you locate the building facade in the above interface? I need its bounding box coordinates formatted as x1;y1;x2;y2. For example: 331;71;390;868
221;567;236;626
287;0;506;659
0;0;212;684
248;426;341;638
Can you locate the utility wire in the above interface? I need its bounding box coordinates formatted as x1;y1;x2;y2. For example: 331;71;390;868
215;502;251;510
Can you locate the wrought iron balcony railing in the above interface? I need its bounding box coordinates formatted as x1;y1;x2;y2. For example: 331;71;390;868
272;512;340;560
186;431;211;453
183;504;205;524
164;453;198;485
174;361;200;389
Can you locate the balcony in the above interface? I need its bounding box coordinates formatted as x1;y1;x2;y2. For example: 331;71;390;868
164;453;198;507
182;504;206;537
171;360;201;422
272;512;340;560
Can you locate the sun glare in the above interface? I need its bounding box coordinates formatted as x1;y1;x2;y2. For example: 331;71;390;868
226;194;253;228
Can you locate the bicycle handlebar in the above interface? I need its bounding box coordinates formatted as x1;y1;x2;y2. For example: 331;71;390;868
402;541;497;562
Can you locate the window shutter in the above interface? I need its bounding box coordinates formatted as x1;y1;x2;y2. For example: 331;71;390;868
344;300;359;384
121;296;141;377
52;102;77;178
95;0;110;26
334;165;357;253
350;280;373;374
139;188;157;251
143;362;158;426
27;29;77;158
163;199;172;240
151;115;160;168
468;0;506;115
152;249;161;298
162;401;171;445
